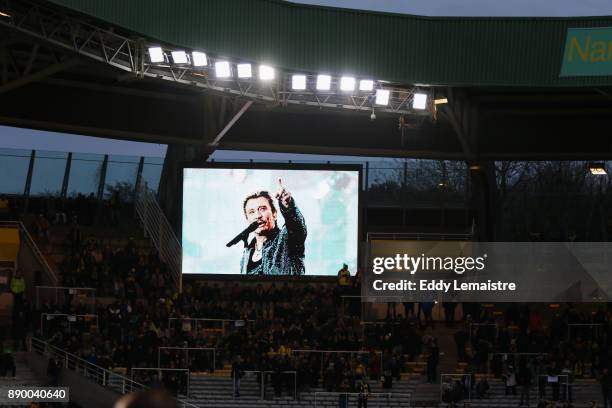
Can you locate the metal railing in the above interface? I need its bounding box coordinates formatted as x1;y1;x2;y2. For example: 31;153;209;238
314;391;411;407
29;337;198;408
40;313;99;337
168;317;254;336
292;349;383;379
440;373;472;402
235;370;297;400
35;286;96;311
134;183;182;291
0;220;58;285
158;347;216;372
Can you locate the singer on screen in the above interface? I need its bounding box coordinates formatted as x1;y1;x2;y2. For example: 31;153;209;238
238;178;307;275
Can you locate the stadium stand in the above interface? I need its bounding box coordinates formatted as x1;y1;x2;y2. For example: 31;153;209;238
0;200;606;407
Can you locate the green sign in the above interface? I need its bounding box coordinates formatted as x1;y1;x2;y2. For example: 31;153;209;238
560;27;612;77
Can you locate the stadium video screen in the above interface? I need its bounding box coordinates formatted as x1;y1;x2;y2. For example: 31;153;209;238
182;165;360;276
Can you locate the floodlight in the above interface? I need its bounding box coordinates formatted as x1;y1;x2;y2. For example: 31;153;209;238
237;63;252;78
316;75;331;91
340;77;355;91
413;93;428;110
375;89;390;106
215;61;231;78
171;51;188;64
191;52;207;67
148;47;164;63
359;80;374;91
292;75;307;90
588;162;607;175
259;65;274;80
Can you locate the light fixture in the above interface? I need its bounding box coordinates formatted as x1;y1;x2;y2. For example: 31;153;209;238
359;80;374;91
191;52;207;67
148;47;164;63
237;63;252;78
316;75;331;91
215;61;231;78
588;162;607;175
292;74;307;90
259;65;274;80
413;93;428;110
340;77;355;92
468;164;481;171
171;51;188;64
434;97;448;105
0;10;11;18
375;89;390;106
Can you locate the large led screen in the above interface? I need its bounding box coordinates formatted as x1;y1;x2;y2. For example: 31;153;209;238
182;166;359;276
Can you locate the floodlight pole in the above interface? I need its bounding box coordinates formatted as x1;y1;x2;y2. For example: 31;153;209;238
209;100;253;147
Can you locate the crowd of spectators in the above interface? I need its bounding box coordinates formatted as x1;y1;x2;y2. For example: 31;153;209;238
452;303;612;406
26;275;431;398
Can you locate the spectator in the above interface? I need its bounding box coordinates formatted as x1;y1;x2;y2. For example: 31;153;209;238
475;377;489;399
231;356;243;398
9;269;25;307
337;264;350;287
357;377;370;408
427;338;439;383
338;379;349;408
0;195;9;220
47;357;60;386
503;365;517;395
519;363;532;406
600;368;612;408
454;327;468;362
0;349;16;377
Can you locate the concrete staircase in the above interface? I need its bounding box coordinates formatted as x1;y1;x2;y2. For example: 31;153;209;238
188;374;415;407
108;371;417;407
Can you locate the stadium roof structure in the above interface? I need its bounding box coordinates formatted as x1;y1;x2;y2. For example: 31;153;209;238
1;0;612;159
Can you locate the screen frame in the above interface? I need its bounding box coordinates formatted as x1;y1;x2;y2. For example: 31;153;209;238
180;161;363;281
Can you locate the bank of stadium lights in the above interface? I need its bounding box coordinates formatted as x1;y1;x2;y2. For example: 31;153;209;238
145;46;435;113
148;47;165;63
259;65;275;81
292;74;307;90
191;51;208;67
413;92;428;110
316;75;331;91
237;63;252;79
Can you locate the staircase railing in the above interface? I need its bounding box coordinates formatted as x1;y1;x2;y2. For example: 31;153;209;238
134;183;182;291
0;220;58;285
29;337;198;407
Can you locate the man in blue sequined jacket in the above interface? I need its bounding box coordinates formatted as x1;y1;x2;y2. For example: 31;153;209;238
240;178;307;275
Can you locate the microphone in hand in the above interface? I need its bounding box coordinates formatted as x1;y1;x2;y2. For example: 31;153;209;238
226;221;259;247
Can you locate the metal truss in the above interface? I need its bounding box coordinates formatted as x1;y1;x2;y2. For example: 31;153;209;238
0;0;433;117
